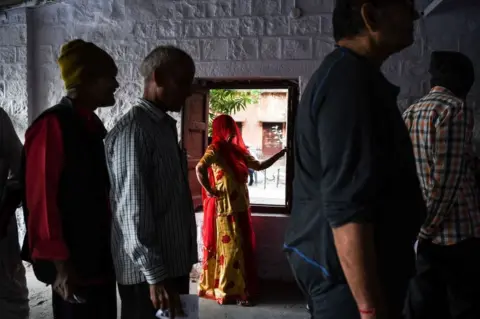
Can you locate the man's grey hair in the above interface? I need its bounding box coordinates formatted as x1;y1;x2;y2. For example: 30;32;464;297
140;46;194;81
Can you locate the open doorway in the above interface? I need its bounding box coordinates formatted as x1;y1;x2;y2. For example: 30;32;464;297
182;79;299;214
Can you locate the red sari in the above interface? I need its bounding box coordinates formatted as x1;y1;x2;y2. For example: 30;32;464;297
198;115;258;304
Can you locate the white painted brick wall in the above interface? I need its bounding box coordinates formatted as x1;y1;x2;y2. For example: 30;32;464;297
0;7;27;140
0;0;479;281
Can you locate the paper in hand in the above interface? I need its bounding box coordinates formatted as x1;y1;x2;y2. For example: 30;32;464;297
156;294;199;319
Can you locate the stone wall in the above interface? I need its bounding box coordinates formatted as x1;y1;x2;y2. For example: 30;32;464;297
0;7;27;140
1;0;479;281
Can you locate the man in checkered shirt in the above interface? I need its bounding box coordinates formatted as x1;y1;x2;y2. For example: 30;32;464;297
403;51;480;319
105;46;197;319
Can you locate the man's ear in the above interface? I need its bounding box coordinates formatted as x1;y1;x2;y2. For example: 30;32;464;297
360;3;381;32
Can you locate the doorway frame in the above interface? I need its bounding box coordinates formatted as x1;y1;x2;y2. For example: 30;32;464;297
183;78;299;214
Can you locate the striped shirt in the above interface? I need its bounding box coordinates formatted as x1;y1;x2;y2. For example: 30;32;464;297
105;99;197;285
403;86;480;245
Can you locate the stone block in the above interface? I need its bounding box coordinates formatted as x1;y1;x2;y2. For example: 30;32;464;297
320;15;333;35
131;63;141;80
126;43;148;62
174;1;207;19
35;26;70;47
402;59;429;78
34;4;73;26
184;20;214;38
207;0;233;17
232;0;252;16
146;40;178;54
201;39;228;61
314;38;335;59
0;25;26;46
290;16;320;36
125;0;175;21
381;59;402;78
157;20;180;38
133;23;157;38
260;38;281;60
252;0;281;16
266;17;289;36
116;63;133;80
8;98;27;116
283;38;312;60
16;47;26;64
72;0;126;24
240;17;264;36
397;98;411;113
214;19;240;37
293;0;333;14
228;38;259;60
7;8;26;24
36;64;59;86
3;64;25;81
0;47;16;64
5;80;27;100
38;45;54;65
177;40;201;61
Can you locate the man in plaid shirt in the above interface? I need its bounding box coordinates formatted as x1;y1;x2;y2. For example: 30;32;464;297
403;51;480;319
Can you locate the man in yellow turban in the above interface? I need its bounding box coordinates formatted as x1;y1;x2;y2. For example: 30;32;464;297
22;39;118;319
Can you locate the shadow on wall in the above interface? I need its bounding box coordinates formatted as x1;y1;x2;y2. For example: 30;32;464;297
193;213;293;282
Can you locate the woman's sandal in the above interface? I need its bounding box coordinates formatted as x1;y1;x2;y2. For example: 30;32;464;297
237;299;254;307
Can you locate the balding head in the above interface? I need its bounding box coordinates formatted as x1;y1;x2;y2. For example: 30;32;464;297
140;46;195;82
141;46;196;113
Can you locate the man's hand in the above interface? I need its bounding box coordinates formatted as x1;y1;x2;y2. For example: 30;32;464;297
53;261;80;303
150;281;185;318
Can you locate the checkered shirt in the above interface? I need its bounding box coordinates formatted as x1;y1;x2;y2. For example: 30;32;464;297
403;86;480;245
105;99;197;285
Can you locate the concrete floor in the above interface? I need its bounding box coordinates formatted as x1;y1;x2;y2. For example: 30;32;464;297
27;264;309;319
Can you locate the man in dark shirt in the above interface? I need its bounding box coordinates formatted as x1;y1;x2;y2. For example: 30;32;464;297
284;0;424;318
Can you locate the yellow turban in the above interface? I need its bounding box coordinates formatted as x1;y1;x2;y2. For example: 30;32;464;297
58;39;117;90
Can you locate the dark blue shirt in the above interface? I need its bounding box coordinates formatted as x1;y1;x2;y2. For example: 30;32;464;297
284;48;426;288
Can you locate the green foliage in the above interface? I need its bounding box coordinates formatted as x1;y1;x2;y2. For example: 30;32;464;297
208;89;260;135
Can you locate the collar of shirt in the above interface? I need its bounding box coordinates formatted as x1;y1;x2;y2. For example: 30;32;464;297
430;86;454;96
137;98;180;142
138;98;177;124
60;97;107;138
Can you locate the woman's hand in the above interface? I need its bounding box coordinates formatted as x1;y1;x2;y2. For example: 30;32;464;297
207;189;220;198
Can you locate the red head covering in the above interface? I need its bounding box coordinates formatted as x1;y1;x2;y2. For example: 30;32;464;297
211;114;249;183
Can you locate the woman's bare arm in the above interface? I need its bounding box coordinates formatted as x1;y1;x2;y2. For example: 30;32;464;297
256;148;287;171
195;163;216;195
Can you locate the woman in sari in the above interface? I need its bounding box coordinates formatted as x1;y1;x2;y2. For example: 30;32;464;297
195;114;286;306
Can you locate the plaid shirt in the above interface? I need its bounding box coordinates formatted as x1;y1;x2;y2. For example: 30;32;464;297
403;86;480;245
105;99;197;285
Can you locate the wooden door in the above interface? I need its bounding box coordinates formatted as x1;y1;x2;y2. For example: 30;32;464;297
286;83;299;213
182;89;209;211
